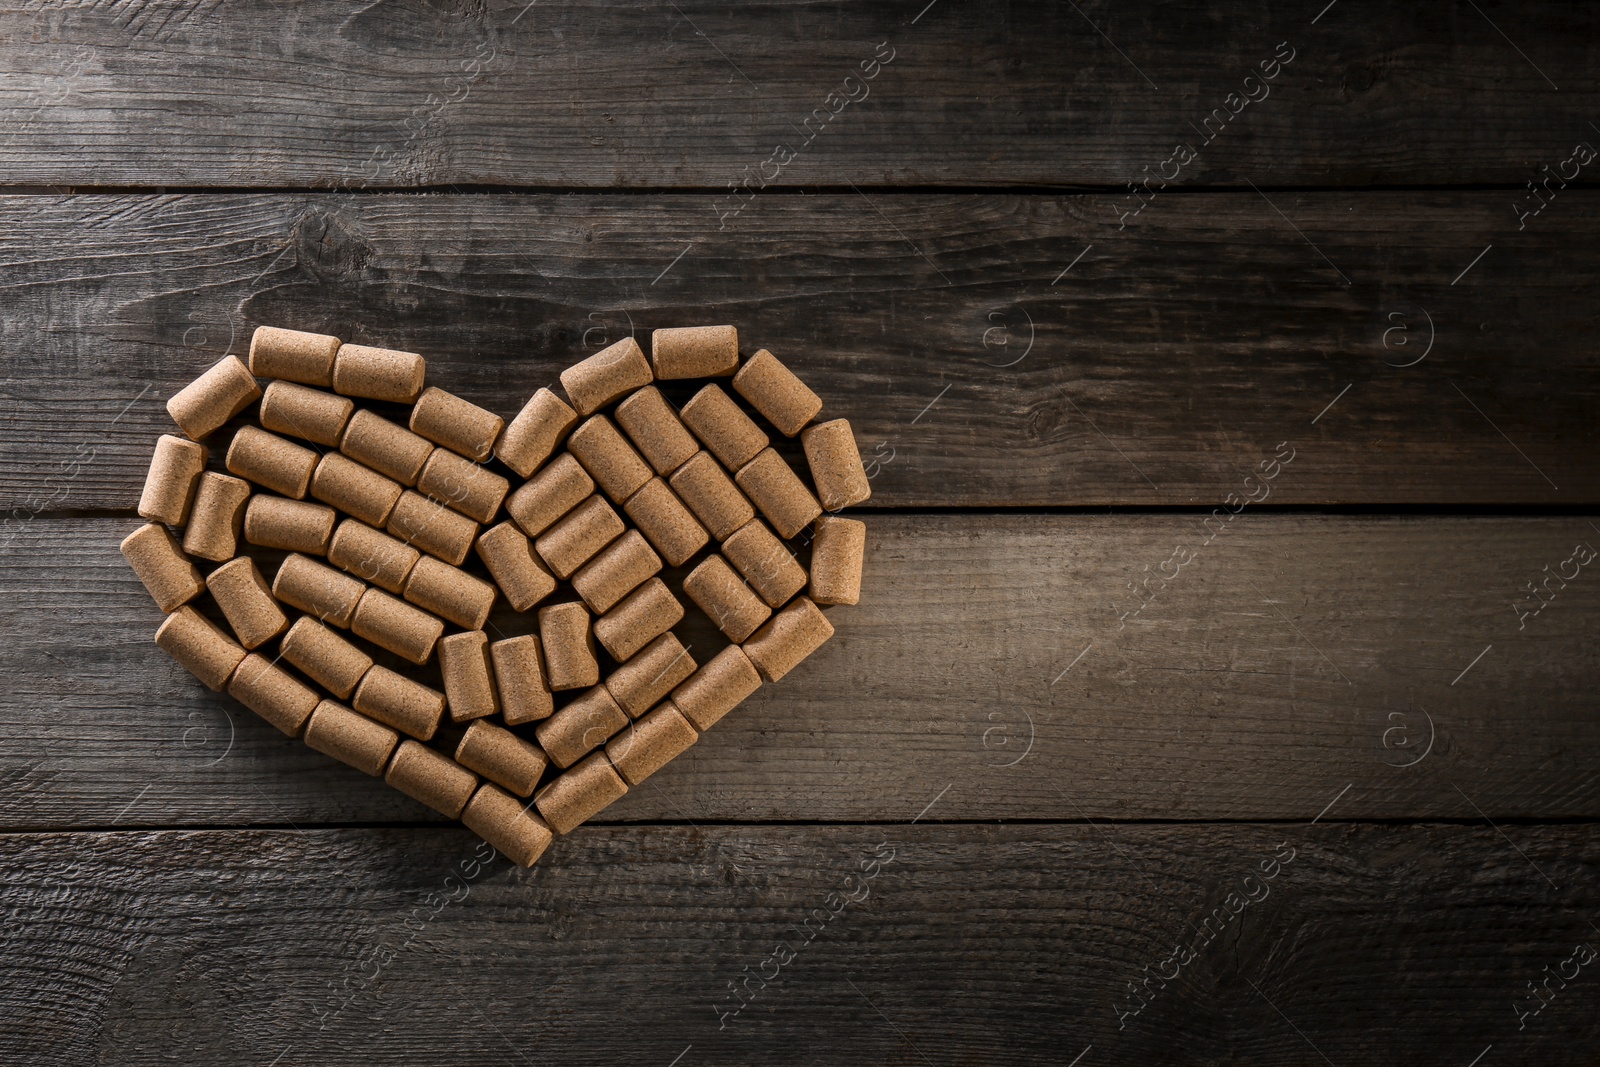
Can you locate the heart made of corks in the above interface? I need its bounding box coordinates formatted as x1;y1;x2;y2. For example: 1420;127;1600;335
121;325;868;866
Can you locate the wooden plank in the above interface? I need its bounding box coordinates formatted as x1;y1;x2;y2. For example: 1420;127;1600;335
2;191;1596;510
4;513;1596;829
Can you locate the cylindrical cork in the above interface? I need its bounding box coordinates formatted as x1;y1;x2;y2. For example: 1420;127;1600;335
722;519;807;609
732;348;822;437
623;477;708;567
559;336;652;416
386;490;479;566
672;644;762;731
181;473;251;562
416;447;508;524
683;555;771;642
438;630;499;722
810;516;866;605
353;663;445;740
742;595;834;682
332;343;426;404
328;518;420;594
259;380;354;447
121;523;204;612
305;699;399;777
680;384;769;471
535;494;624;579
538;601;598;691
615;386;699;474
167;354;262;440
351;587;444;665
244;495;336;555
404;555;496;631
593;577;683;663
801;418;872;511
606;700;699;786
279;615;372;699
534;685;628;769
249;325;341;387
228;652;319;737
651;325;739;380
462;783;555;867
272;553;366;628
475;522;556;612
340;409;433;487
669;450;756;541
496;387;578;479
155;606;247;691
456;720;548;796
506;453;594;538
566;415;653;504
534;751;628;834
410;386;504;462
138;434;208;525
206;555;288;649
310;451;403;527
491;635;554;725
386;740;478;817
571;529;660;614
735;448;822;540
226;425;317;499
604;632;697;718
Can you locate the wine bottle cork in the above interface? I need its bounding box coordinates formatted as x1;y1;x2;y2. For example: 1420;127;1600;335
271;553;366;628
387;489;479;566
249;326;341;387
615;386;699;474
683;555;771;642
462;783;555;867
538;601;598;691
310;451;403;528
604;632;697;718
180;473;251;562
559;336;652;416
802;418;872;511
121;522;204;612
672;644;761;731
259;380;354;448
352;587;444;665
742;595;834;682
456;719;548;796
155;606;247;691
417;447;509;524
567;415;652;504
535;494;624;579
226;425;317;499
475;522;556;612
650;324;738;379
328;518;420;594
668;450;756;541
809;516;866;605
340;409;433;487
438;630;498;722
533;751;628;834
167;354;261;440
496;387;578;478
279;615;372;699
244;495;336;555
491;634;554;725
305;699;399;777
386;740;479;817
571;529;660;614
606;700;698;786
206;555;288;649
409;386;504;462
735;448;821;540
227;652;319;737
405;555;496;631
534;684;628;769
622;477;708;567
732;348;822;437
353;663;446;740
138;434;207;525
680;384;768;471
722;519;807;609
332;342;425;404
593;577;683;662
506;453;594;537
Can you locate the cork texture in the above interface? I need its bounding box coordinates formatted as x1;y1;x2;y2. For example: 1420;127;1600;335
651;324;739;380
249;325;340;387
226;425;316;499
167;354;261;440
680;384;768;471
410;386;504;462
332;343;426;404
490;635;555;725
138;434;207;526
244;495;336;555
259;380;353;447
304;700;399;777
533;751;627;834
506;453;594;538
671;644;762;732
121;522;205;613
614;386;699;474
496;387;577;478
559;336;652;416
279;616;372;700
606;700;698;786
535;685;628;769
732;348;822;437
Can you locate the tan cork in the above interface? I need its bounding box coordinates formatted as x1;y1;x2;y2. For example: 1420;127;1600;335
496;387;578;479
680;384;768;471
182;473;252;562
248;325;340;387
809;516;865;605
271;553;366;628
623;477;708;567
410;386;504;462
387;489;479;566
571;529;661;614
671;643;762;732
462;783;555;867
535;493;624;579
167;355;261;440
279;616;372;700
351;587;444;665
592;577;683;662
138;434;207;526
614;386;699;474
668;450;756;541
244;495;336;555
722;519;807;609
226;425;317;499
386;740;479;817
416;447;508;524
559;336;652;416
538;601;598;691
403;554;496;630
650;325;739;380
228;652;319;737
121;522;205;613
353;663;445;741
731;348;822;437
735;448;822;540
304;699;399;777
328;517;420;594
310;451;403;528
606;700;698;786
340;409;433;487
438;630;500;722
475;521;557;612
505;453;594;537
259;380;353;447
533;751;627;834
456;719;548;797
801;418;872;511
683;554;771;642
332;343;425;404
534;684;627;769
566;414;653;504
604;632;697;718
206;555;288;649
741;595;834;682
490;634;555;725
155;606;247;691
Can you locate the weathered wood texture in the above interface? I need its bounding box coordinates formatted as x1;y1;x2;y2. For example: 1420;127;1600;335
3;191;1596;510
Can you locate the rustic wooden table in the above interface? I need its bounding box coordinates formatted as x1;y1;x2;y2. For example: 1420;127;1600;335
2;3;1597;1064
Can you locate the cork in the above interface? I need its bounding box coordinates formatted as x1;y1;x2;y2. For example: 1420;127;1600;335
735;448;822;540
462;784;555;867
405;555;496;630
722;519;807;609
180;473;251;562
668;450;755;541
244;495;336;555
538;601;598;691
304;700;399;777
683;554;771;642
651;324;739;379
802;418;872;511
410;386;504;462
566;415;652;504
505;453;594;537
742;595;834;682
227;652;319;737
259;380;353;448
559;336;652;416
387;490;478;566
680;384;768;471
534;685;627;769
456;720;548;796
279;616;372;699
571;529;660;614
352;587;444;665
249;325;340;387
340;409;433;487
535;493;624;579
604;632;697;718
534;751;628;834
271;553;366;628
332;342;426;404
672;644;762;731
328;518;420;594
167;354;261;440
491;635;555;725
155;606;246;691
434;630;496;721
593;577;683;662
310;451;402;527
474;522;555;612
121;522;204;612
416;447;509;524
809;516;866;605
225;425;316;499
206;555;288;649
387;740;479;816
623;477;708;567
353;663;446;740
606;700;698;786
138;434;207;525
615;386;699;474
732;348;822;437
496;388;578;478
